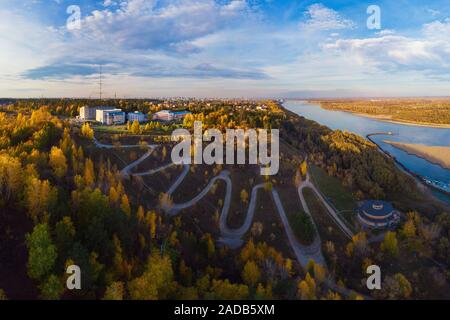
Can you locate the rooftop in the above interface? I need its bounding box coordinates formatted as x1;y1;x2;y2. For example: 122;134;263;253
359;200;394;217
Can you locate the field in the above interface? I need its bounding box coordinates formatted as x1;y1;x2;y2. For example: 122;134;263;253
302;187;348;249
309;164;357;212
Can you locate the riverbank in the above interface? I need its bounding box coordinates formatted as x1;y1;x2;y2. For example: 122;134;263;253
351;112;450;129
303;100;450;129
383;140;450;170
366;134;450;198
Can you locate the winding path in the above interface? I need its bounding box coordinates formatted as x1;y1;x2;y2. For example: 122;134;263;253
92;136;369;298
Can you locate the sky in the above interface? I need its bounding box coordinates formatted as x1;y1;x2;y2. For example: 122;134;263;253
1;0;450;98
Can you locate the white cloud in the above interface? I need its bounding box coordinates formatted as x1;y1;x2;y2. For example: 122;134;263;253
426;8;440;17
70;0;251;53
324;20;450;74
300;3;355;31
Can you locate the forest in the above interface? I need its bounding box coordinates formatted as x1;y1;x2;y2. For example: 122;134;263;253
312;99;450;125
0;99;449;300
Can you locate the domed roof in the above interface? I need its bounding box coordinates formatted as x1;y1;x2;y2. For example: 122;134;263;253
359;200;394;217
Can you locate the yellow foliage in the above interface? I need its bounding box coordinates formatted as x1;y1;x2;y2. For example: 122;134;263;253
241;260;260;286
49;146;67;178
120;194;131;217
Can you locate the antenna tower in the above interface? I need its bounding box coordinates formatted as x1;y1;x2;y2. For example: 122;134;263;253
99;64;103;101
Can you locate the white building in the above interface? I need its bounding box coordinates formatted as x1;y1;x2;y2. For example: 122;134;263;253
79;106;116;121
79;106;96;120
152;110;174;121
127;111;146;123
96;109;126;125
152;110;191;122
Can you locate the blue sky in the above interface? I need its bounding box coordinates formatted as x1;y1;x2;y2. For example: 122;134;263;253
1;0;450;98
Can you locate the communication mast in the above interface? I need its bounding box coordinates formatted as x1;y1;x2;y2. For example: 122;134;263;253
99;64;103;101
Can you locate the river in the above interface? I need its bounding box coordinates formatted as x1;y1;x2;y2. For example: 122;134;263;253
283;100;450;204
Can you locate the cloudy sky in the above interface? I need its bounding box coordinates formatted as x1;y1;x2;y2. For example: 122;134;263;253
1;0;450;98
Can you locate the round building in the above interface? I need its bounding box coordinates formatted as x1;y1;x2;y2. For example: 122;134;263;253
358;200;399;229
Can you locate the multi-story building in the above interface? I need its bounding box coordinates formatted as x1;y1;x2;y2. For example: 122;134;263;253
127;111;146;123
79;106;116;121
152;110;174;121
172;110;191;120
152;110;191;122
96;109;126;125
79;106;96;120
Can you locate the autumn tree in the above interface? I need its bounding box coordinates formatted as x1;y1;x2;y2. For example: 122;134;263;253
109;186;119;205
147;210;157;239
240;189;249;204
201;233;215;258
49;146;68;179
81;123;94;140
120;194;131;217
242;260;261;287
300;161;308;177
0;154;22;202
377;273;413;299
401;219;416;239
381;231;399;257
112;235;127;280
130;120;141;135
25;177;58;224
297;273;316;300
84;158;95;188
255;283;273;299
346;232;369;258
206;279;249;300
103;282;125;300
128;252;174;300
136;206;145;223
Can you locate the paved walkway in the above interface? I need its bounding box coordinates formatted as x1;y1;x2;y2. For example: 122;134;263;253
300;172;354;239
93;137;369;298
272;188;325;267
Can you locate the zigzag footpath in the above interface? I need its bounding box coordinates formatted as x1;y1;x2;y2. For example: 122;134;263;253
92;136;369;298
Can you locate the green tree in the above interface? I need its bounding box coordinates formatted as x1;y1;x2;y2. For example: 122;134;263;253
55;216;76;255
40;274;64;300
26;223;57;280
